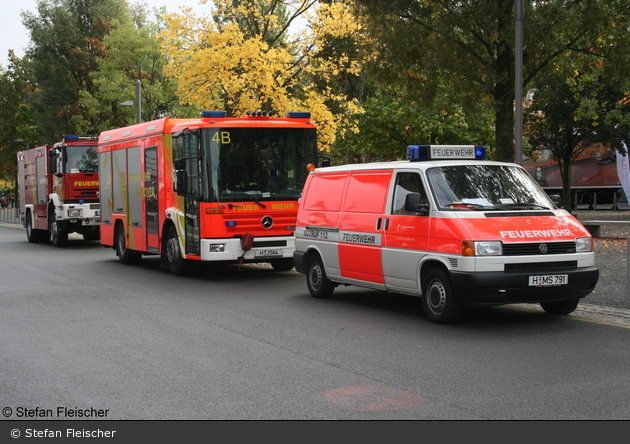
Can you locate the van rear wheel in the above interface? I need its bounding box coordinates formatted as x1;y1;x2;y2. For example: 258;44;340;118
306;254;334;299
540;299;579;315
422;268;463;324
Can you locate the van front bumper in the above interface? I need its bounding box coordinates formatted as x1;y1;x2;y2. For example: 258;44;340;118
449;267;599;305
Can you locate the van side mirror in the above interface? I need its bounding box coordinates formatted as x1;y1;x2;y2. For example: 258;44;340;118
404;193;429;214
550;194;562;208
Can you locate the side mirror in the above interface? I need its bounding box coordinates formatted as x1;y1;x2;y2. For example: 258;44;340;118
176;170;187;195
48;149;58;174
550;194;562;208
404;193;429;214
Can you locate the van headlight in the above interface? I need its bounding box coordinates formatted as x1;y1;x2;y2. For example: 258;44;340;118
576;237;593;252
462;241;503;256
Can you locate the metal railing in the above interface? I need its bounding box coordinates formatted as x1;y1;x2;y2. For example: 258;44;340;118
0;208;20;225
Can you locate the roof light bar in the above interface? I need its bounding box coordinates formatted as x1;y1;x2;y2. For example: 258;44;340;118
406;145;486;162
285;112;311;119
200;111;226;118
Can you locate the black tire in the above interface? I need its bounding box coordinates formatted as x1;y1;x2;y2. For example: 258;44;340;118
270;258;295;272
540;299;580;315
306;254;334;299
115;223;142;265
50;215;68;248
26;211;41;243
422;268;463;324
165;224;187;276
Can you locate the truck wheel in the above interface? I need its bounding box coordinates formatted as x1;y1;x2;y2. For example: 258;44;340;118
50;216;68;247
422;268;463;324
306;254;334;299
540;299;580;315
270;258;294;272
26;211;41;243
165;225;187;276
115;223;141;265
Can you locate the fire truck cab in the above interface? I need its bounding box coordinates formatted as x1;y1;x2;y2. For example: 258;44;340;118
293;145;599;324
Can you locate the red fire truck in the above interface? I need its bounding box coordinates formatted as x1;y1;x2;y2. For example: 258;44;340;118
98;111;319;275
17;135;101;247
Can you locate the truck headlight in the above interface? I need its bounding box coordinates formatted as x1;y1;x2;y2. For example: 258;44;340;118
68;208;83;218
462;240;503;256
576;237;593;252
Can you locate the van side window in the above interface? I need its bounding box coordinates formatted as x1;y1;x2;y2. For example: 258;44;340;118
392;172;427;215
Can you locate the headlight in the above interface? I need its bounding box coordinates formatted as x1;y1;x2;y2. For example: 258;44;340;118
576;237;593;252
462;241;503;256
68;208;83;218
210;243;225;253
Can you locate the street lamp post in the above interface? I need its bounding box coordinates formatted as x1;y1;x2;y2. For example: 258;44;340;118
120;79;142;124
515;0;524;166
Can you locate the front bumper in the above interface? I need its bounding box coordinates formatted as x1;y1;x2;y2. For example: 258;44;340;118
449;267;599;305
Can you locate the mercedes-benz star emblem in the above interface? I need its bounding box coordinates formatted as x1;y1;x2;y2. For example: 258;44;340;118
539;243;548;254
261;216;273;229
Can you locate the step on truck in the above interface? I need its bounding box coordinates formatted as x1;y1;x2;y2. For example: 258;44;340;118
17;135;101;247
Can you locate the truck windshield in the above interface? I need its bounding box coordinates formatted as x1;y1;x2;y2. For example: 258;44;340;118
200;127;316;203
426;164;556;211
64;146;99;173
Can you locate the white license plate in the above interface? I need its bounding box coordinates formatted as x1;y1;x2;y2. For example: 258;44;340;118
255;248;282;257
528;274;568;286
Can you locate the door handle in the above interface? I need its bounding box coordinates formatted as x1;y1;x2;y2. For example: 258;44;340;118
376;217;382;230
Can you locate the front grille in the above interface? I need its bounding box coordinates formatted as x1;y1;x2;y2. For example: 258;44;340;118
505;261;578;271
502;241;576;256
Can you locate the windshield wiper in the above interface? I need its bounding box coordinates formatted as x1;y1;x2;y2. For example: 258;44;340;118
496;203;549;210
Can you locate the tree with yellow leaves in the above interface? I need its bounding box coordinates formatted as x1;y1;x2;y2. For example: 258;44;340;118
160;0;362;152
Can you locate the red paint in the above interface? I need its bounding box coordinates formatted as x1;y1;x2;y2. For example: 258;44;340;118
322;386;426;411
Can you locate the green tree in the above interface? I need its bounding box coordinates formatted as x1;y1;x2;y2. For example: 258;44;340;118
21;0;128;140
0;52;42;188
78;1;194;132
354;0;630;162
527;51;630;212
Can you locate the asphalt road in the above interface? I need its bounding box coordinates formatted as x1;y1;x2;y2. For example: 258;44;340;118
2;223;630;420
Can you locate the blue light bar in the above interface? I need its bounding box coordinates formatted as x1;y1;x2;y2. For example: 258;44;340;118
406;145;486;161
63;135;79;141
200;111;226;118
286;112;311;119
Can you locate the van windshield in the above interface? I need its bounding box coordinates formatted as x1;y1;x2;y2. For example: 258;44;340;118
425;164;555;211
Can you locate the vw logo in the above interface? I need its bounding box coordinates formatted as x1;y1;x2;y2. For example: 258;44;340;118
261;216;274;229
539;243;548;254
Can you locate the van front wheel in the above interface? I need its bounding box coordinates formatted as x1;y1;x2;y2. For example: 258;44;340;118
422;269;463;324
306;255;334;299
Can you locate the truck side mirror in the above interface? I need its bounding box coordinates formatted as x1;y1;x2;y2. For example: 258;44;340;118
176;170;187;195
404;193;429;214
48;149;60;176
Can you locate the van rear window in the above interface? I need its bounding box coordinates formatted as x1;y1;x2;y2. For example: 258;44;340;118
342;171;392;214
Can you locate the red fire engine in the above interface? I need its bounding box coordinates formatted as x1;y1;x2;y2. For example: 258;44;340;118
98;111;318;275
17;135;101;247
